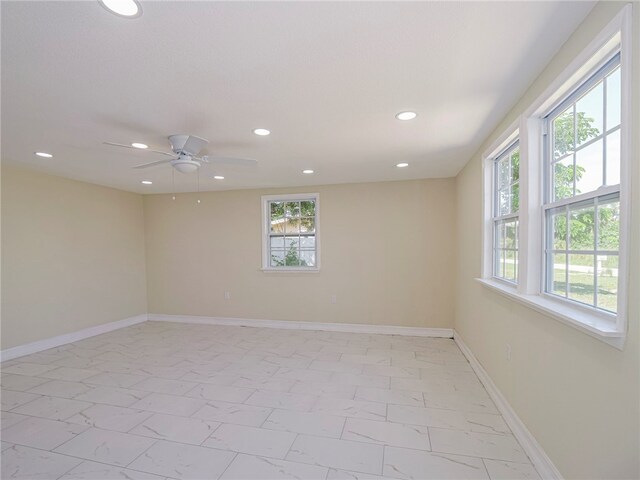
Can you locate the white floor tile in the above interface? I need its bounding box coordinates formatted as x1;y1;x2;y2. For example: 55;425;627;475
1;411;28;430
263;409;346;438
1;441;13;451
27;380;92;399
429;428;529;463
383;446;489;479
1;444;82;479
483;459;541;479
290;380;356;399
128;439;235;479
54;427;157;467
331;372;390;389
11;396;93;421
84;372;148;388
40;367;100;382
186;383;254;403
342;418;431;450
327;468;387;480
1;374;49;391
245;390;318;412
203;423;296;458
355;387;424;407
232;375;295;392
309;360;364;374
73;386;151;407
312;397;387;421
193;400;272;427
129;413;220;445
66;403;152;432
287;435;384;475
131;392;206;417
59;460;166;479
220;453;328;480
387;404;509;434
132;377;199;395
1;390;41;411
273;367;333;382
341;354;391;366
1;416;88;450
2;363;58;377
361;365;420;378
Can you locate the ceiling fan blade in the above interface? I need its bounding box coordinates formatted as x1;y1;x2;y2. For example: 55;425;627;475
103;142;175;157
132;159;172;169
201;156;258;167
181;135;208;156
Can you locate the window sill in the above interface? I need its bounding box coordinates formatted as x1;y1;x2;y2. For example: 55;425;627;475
261;268;320;274
475;278;625;349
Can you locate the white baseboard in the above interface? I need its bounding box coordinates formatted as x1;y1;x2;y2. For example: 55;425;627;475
0;314;148;363
149;314;454;338
453;330;563;480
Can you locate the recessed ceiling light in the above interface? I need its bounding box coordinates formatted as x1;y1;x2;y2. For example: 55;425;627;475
131;143;148;149
395;111;417;121
302;169;314;174
396;162;409;168
253;128;271;136
98;0;142;18
141;180;152;185
35;152;53;158
213;175;225;180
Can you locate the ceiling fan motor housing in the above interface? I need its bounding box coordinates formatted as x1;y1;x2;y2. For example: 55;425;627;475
171;155;201;174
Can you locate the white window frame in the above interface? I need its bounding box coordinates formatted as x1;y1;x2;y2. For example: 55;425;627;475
478;5;632;349
261;193;320;272
492;140;521;285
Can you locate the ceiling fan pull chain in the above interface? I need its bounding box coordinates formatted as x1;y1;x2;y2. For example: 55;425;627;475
196;168;201;204
172;169;176;201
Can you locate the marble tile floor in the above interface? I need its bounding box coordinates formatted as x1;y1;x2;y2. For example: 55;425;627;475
1;321;541;479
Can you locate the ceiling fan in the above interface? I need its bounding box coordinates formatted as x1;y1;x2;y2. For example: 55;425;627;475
104;134;257;173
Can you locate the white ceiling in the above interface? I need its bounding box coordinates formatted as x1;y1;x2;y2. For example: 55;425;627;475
1;1;595;194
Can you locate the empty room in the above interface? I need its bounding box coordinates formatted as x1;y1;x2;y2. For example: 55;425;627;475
1;1;638;479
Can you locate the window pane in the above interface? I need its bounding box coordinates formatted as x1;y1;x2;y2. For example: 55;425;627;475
300;236;316;248
270;250;285;267
300;200;315;217
597;200;620;251
553;157;575;200
511;183;519;213
569;205;595;250
499;189;511;216
284;236;299;249
497;158;510;189
300;218;315;233
568;254;595;306
505;221;517;249
270;201;284;221
511;149;520;182
285;217;300;234
597;254;618;312
605;129;620;185
553;109;574;159
285;202;300;217
550;210;567;250
575;82;603;146
575;139;603;195
505;250;516;282
299;250;316;267
270;236;285;249
550;253;567;297
606;67;621;130
495;222;505;249
285;249;300;266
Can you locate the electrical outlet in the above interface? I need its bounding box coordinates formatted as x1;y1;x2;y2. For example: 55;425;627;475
330;294;337;304
224;291;231;301
506;343;512;362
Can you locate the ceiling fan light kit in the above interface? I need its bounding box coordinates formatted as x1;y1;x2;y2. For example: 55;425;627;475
103;134;258;176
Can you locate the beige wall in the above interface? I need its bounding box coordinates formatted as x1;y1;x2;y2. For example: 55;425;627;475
144;179;455;329
454;3;639;478
1;166;147;349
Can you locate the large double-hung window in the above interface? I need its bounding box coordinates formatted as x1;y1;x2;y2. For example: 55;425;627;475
544;55;621;313
479;5;630;348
